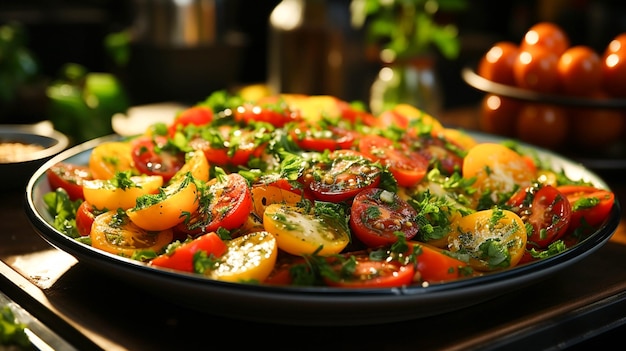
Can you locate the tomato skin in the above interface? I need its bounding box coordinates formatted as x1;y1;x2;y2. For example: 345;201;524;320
479;94;522;137
177;173;253;235
289;123;358;152
350;188;419;248
557;45;602;96
358;134;429;187
515;103;569;149
46;163;92;201
408;242;471;283
188;126;263;167
513;46;560;93
507;184;572;249
301;150;381;203
149;232;227;273
520;22;570;56
323;253;415;288
478;41;519;85
168;106;213;137
75;201;96;237
602;33;626;98
234;101;300;127
131;135;186;183
556;185;615;230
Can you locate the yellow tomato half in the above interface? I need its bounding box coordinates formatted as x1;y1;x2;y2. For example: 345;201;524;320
170;150;210;183
126;174;199;231
462;143;535;206
208;231;278;283
83;175;164;211
250;183;303;218
448;209;527;271
90;210;174;257
89;141;135;180
263;203;350;256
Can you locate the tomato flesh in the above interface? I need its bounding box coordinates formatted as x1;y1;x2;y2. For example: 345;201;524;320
507;184;572;249
47;163;92;201
350;187;419;248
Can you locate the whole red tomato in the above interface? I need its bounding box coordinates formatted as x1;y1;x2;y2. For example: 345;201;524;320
557;45;602;96
515;103;569;149
513;46;560;93
477;41;519;85
520;22;570;56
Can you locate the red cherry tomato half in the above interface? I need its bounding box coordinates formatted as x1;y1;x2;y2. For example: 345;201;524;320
188;126;264;167
358;134;429;187
233;101;300;127
350;187;419;248
556;185;615;230
323;253;415;288
131;135;186;182
409;242;471;283
289;123;358;152
168;105;213;137
46;162;93;201
507;184;572;249
75;200;97;237
149;232;227;273
301;150;381;203
176;173;253;235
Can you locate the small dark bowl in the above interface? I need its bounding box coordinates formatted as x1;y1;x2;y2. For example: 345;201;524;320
0;121;69;191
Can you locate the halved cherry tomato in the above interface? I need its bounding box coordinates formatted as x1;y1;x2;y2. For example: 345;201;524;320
75;200;97;237
263;203;350;256
507;184;572;249
149;232;227;273
350;187;419;248
448;208;527;271
169;150;210;184
127;174;200;231
408;242;471;283
556;185;615;230
82;174;164;211
250;179;305;218
300;150;381;203
208;231;278;283
167;105;213;137
462;143;535;208
89;141;135;180
323;252;415;288
131;135;186;183
91;210;174;257
358;134;429;187
402;132;465;175
46;163;92;201
289;123;358;152
188;126;264;167
177;173;253;235
233;101;300;127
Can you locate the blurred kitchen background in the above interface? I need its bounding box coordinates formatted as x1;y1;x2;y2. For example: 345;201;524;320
1;0;626;135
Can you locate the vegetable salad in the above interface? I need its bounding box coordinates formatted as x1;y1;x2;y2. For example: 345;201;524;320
43;91;616;288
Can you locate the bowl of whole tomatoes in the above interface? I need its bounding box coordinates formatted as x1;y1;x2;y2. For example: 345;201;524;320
463;22;626;170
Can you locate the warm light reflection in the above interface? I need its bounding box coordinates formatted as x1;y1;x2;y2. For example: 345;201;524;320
605;53;620;68
270;0;303;31
524;30;539;46
486;94;502;111
519;51;533;64
486;46;504;63
8;249;78;289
